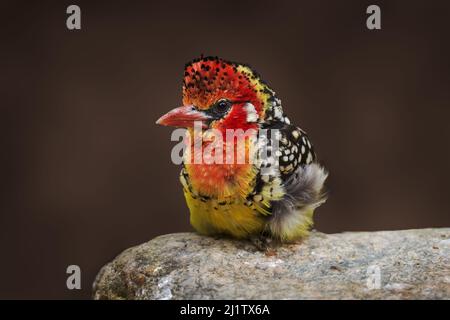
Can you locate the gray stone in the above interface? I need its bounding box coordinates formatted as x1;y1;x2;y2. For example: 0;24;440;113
93;228;450;300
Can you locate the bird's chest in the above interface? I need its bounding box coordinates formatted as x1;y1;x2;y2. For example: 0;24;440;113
183;162;255;199
182;189;265;238
179;163;265;238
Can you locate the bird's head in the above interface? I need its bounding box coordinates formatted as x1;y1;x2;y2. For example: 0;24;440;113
156;56;280;133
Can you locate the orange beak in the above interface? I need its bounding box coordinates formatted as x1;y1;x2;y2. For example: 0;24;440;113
156;105;211;128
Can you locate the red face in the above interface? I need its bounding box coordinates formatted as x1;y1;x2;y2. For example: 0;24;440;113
157;57;264;132
156;57;268;195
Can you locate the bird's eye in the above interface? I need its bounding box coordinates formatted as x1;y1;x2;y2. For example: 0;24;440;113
211;99;232;117
217;99;231;111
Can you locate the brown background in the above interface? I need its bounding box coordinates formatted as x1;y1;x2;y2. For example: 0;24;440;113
1;0;449;299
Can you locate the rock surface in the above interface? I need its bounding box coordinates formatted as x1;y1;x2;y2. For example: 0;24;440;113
93;228;450;300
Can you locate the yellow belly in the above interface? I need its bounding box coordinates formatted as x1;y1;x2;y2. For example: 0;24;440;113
184;190;266;239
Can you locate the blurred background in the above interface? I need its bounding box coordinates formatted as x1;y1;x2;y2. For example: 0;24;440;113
1;0;449;299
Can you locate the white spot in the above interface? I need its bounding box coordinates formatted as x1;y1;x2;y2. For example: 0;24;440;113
306;152;313;163
301;145;305;154
273;107;282;119
289;154;294;161
283;156;288;162
284;117;290;124
253;194;263;202
244;103;258;122
292;130;299;139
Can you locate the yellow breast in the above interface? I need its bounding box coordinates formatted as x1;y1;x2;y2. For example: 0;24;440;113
183;190;266;238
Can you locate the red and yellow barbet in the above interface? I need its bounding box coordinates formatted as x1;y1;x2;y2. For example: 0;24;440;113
157;57;328;246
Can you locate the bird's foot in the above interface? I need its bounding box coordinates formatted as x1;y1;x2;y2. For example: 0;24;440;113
251;234;278;255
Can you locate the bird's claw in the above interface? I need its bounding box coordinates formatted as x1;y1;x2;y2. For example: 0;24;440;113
251;235;278;255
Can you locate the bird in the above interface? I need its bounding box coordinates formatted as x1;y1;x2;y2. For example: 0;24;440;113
156;56;328;248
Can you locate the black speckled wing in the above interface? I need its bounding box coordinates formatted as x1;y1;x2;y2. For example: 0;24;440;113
274;122;316;180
